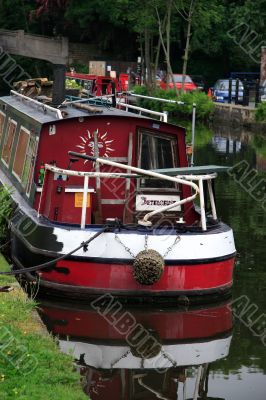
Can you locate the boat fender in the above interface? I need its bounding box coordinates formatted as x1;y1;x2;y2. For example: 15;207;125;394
133;249;164;285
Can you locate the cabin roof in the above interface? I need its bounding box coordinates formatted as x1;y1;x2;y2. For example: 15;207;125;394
0;94;156;125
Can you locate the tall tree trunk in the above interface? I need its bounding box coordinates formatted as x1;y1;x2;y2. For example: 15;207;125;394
139;34;145;85
166;0;172;83
181;0;195;92
144;27;153;90
150;35;156;87
155;3;178;95
154;35;161;80
154;13;167;87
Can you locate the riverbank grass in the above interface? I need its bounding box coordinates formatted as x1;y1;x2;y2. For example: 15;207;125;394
0;254;87;400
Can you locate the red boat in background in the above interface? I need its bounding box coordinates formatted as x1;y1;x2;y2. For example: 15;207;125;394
0;86;236;301
38;300;232;399
65;71;128;96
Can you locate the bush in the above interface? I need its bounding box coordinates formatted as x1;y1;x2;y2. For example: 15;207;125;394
255;102;266;122
65;79;82;89
131;86;214;120
0;186;13;242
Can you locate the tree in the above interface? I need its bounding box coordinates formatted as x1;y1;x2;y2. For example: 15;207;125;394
175;0;197;91
0;0;35;31
30;0;69;35
155;0;178;93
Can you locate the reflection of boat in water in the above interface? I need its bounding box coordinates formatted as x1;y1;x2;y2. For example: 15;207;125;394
39;300;232;399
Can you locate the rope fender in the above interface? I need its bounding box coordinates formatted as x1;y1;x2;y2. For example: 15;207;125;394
133;249;164;285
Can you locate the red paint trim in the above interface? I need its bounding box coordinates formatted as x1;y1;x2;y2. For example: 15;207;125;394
40;257;235;292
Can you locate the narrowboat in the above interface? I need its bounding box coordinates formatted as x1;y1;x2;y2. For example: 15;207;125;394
38;299;232;399
65;71;126;96
0;89;236;301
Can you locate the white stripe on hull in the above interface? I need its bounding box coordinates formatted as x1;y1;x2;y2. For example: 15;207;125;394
52;227;236;260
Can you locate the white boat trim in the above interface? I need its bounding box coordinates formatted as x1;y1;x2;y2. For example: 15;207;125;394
59;336;232;369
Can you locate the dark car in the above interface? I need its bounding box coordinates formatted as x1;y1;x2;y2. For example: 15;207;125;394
212;79;244;102
190;75;205;91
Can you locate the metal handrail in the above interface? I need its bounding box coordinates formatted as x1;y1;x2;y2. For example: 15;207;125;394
10;90;63;119
64;93;166;121
129;91;185;105
39;161;217;231
118;102;168;122
138;174;217;229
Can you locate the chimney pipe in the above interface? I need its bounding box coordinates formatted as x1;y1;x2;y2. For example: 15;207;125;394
52;64;66;106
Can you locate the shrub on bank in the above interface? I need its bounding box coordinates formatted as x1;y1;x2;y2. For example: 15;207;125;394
255;102;266;122
131;86;215;120
0;186;13;242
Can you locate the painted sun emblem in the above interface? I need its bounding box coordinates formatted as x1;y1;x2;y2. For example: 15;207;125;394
76;129;114;163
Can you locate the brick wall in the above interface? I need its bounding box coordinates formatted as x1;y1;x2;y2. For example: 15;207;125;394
261;47;266;84
68;42;137;74
68;42;104;65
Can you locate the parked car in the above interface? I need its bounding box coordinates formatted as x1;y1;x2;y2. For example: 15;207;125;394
261;81;266;102
190;75;205;91
160;74;197;91
212;79;244;103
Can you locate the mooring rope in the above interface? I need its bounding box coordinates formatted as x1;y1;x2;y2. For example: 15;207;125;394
0;226;109;276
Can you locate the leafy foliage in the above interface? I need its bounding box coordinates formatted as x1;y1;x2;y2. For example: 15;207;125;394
0;1;264;88
255;103;266;122
0;186;13;242
65;79;82;89
132;86;214;119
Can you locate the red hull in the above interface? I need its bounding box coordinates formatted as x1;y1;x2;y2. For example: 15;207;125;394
40;257;235;295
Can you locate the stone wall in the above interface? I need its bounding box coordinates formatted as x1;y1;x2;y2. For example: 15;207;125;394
261;46;266;84
213;103;256;125
213;103;266;134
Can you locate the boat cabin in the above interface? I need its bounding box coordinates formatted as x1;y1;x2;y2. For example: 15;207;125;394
0;90;236;300
0;90;217;229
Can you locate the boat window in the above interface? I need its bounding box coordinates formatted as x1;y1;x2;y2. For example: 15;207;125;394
12;127;30;181
0;111;6;144
138;130;178;188
23;136;37;195
1;119;17;167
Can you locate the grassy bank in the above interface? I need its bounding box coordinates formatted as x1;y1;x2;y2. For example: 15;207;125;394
0;254;87;400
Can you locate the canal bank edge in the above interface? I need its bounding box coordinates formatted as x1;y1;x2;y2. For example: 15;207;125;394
0;254;88;400
213;103;266;134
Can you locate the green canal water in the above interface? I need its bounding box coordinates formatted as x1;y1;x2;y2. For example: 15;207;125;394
38;124;266;399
